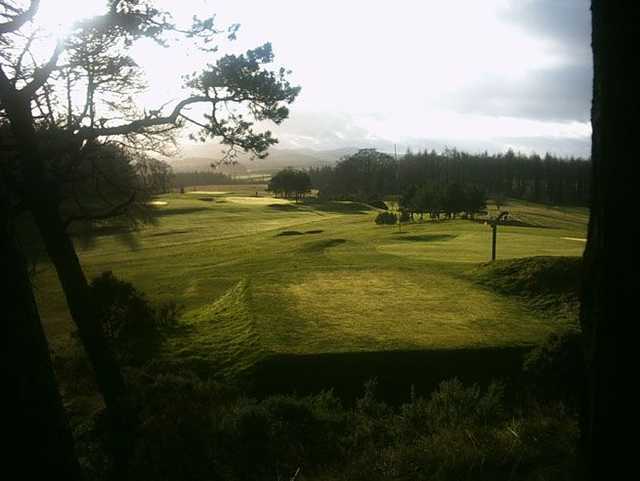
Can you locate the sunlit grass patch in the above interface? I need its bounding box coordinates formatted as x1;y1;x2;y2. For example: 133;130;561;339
252;268;557;354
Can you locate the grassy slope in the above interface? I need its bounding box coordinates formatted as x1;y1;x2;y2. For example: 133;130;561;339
36;195;586;382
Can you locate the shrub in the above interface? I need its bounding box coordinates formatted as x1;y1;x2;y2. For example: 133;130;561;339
523;328;584;405
88;271;181;363
367;199;388;210
374;211;397;225
70;370;577;481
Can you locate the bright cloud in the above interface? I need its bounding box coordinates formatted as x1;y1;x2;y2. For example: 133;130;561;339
32;0;593;156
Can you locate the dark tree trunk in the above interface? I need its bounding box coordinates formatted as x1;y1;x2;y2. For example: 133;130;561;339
30;200;134;476
0;91;133;476
580;2;638;478
1;189;82;480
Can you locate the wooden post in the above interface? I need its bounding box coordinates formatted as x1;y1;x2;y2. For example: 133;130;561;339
491;223;498;261
490;211;508;261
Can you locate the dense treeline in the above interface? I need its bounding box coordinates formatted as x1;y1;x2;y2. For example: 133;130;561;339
309;148;590;206
172;171;261;188
400;182;487;220
310;149;398;200
266;168;312;200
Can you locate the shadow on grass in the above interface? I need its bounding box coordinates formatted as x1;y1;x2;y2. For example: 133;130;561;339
304;200;373;215
394;234;457;242
79;224;134;236
148;229;190;237
151;207;210;217
276;229;325;237
470;218;547;228
268;203;299;211
303;238;347;252
250;346;530;405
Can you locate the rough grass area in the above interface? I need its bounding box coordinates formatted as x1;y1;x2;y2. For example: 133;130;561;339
159;280;264;379
470;256;582;325
471;256;582;298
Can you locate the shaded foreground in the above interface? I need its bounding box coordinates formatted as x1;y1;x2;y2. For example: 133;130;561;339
252;346;530;403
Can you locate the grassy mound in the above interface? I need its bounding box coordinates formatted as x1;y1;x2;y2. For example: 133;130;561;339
471;256;582;323
161;280;264;379
472;256;581;297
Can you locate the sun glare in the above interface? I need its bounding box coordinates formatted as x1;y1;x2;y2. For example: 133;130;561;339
37;0;105;39
17;0;591;155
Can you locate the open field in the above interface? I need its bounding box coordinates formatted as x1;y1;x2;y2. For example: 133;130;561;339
35;195;586;393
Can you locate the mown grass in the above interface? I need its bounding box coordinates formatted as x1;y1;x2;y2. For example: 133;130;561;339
35;194;587;386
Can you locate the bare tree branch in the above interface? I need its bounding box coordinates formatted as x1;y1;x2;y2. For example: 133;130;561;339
20;39;63;97
76;96;210;138
0;0;39;34
0;63;15;98
12;29;36;86
63;191;136;230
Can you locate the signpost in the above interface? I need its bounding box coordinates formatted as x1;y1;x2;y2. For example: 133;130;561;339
489;211;509;261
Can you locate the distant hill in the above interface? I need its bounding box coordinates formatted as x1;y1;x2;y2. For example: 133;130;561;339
170;145;360;174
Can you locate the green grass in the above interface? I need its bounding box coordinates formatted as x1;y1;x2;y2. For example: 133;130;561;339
36;195;587;382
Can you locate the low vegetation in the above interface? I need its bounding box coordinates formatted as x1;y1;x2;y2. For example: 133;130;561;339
59;362;578;481
374;211;398;225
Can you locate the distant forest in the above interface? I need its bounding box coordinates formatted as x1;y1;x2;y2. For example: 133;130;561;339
309;148;591;206
172;171;267;188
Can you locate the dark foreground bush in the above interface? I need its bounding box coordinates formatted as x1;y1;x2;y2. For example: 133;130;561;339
71;371;578;481
524;328;584;406
88;271;181;363
375;211;398;225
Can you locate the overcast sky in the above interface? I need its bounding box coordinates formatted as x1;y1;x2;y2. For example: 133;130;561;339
40;0;592;157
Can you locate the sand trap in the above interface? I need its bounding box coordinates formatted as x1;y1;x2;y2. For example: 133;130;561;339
187;190;229;195
147;200;168;206
226;196;291;205
562;237;587;242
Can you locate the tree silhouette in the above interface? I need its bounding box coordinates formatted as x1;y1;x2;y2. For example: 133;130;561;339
0;0;298;475
580;1;637;478
267;168;311;201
